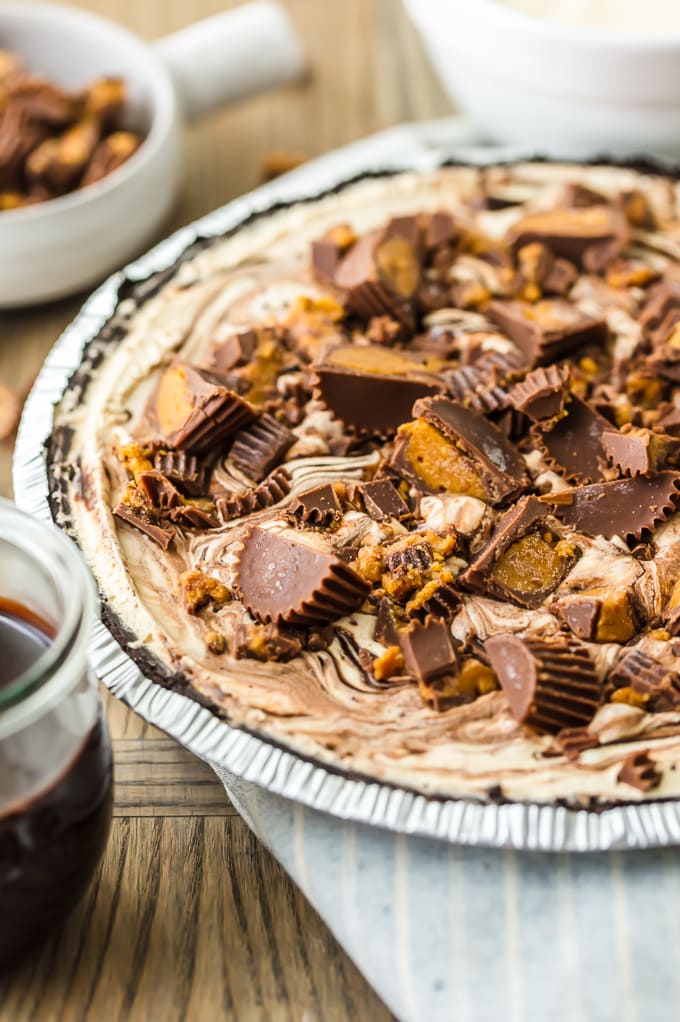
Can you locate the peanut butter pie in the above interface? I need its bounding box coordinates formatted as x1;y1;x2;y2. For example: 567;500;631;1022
49;161;680;806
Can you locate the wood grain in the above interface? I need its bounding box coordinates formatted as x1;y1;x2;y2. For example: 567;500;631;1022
0;1;449;1017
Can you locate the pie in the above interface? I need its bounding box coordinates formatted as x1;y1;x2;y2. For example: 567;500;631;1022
49;160;680;806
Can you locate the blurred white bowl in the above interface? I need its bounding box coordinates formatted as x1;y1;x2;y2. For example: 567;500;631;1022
0;1;305;308
404;0;680;159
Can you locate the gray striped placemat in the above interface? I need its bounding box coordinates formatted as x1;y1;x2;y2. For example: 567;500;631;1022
218;767;680;1022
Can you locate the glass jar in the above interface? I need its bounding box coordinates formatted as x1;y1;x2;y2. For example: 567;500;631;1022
0;499;113;969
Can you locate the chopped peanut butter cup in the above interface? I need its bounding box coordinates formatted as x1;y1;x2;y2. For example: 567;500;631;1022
617;752;662;793
485;634;601;734
555;588;640;643
393;396;528;504
552;472;680;541
291;484;343;526
235;527;370;626
487;299;607;366
609;649;680;711
460;496;576;608
333;228;422;327
508;364;570;422
506;205;629;271
399;615;460;684
228;414;295;482
153;361;256;453
313;345;442;433
532;395;611;484
216;468;291;522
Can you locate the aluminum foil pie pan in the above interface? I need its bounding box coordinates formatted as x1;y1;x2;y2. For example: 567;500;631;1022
13;118;680;852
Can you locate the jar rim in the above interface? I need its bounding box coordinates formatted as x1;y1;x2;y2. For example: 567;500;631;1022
0;499;97;735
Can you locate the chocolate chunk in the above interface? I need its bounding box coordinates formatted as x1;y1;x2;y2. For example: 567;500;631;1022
506;205;629;271
555;588;639;643
359;479;410;521
153;362;257;453
399;615;460;683
508;364;570;421
211;329;258;374
228;414;295;482
235;527;369;626
291;483;342;526
485;634;601;734
533;395;611;483
460;496;574;608
334;229;421;327
113;487;175;550
314;365;441;434
217;467;291;521
609;648;680;711
552;472;680;541
617;752;661;793
553;726;599;760
168;504;220;530
406;396;529;503
153;450;209;496
374;598;402;647
487;299;607;366
138;471;182;511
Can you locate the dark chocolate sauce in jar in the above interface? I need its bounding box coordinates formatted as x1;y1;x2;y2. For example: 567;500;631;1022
0;598;53;690
0;599;113;969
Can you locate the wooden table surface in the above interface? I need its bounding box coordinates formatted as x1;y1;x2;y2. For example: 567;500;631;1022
0;2;449;1017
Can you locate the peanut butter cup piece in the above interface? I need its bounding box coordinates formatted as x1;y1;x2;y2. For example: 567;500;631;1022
113;484;175;550
153;450;209;497
506;205;629;271
235;527;369;626
508;364;570;422
532;395;611;484
602;426;680;477
393;396;529;505
311;223;356;285
460;496;575;608
552;472;680;541
609;648;680;711
333;229;421;327
291;484;343;526
216;468;291;522
485;634;601;735
399;615;460;684
617;752;661;793
555;588;639;643
487;298;607;366
154;362;257;453
228;414;295;482
314;345;442;434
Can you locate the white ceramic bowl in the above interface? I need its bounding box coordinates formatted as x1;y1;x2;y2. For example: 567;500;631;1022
0;1;305;308
404;0;680;160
